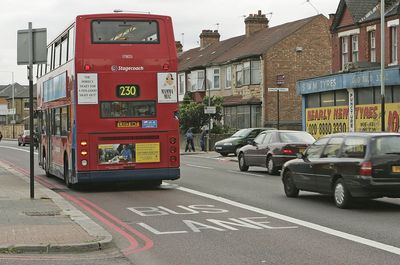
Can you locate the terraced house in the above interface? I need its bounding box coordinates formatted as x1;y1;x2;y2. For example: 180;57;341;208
178;10;332;130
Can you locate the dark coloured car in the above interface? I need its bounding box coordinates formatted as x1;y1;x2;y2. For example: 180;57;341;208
214;128;273;156
18;130;31;146
238;130;315;175
281;132;400;208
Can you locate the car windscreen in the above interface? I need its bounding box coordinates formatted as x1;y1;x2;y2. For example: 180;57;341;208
231;129;252;138
278;131;315;144
371;136;400;156
92;20;159;44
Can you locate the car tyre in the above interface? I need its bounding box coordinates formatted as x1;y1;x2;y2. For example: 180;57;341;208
283;170;299;197
238;152;249;172
18;141;21;146
266;156;278;175
333;179;352;209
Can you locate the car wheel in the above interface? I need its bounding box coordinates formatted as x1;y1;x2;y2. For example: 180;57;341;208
266;156;278;175
220;152;229;157
283;170;299;197
238;152;249;172
333;179;352;209
18;141;21;146
23;141;26;146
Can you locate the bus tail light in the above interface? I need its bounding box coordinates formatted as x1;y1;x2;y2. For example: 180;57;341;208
81;160;88;166
169;137;177;144
80;140;88;146
163;64;169;70
170;146;177;153
84;64;92;71
170;156;177;162
81;150;88;156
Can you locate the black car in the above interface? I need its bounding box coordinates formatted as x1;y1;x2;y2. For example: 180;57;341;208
281;132;400;208
214;128;273;156
238;130;315;175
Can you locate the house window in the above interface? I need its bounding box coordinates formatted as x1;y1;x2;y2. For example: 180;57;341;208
306;93;320;108
224;105;261;129
341;36;349;69
207;67;220;90
23;99;29;110
189;70;205;91
351;35;359;62
236;64;243;86
251;61;261;84
178;73;185;95
390;26;398;64
393;86;400;102
236;60;261;86
225;66;232;88
369;30;376;63
357;88;374;104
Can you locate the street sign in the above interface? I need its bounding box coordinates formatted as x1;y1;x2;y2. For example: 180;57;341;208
17;27;47;65
204;106;216;114
268;87;289;92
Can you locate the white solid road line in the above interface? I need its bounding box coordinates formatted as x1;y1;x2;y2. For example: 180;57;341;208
184;164;214;170
177;185;400;256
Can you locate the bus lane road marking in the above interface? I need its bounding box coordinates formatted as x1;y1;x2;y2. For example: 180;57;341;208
127;204;297;235
176;186;400;256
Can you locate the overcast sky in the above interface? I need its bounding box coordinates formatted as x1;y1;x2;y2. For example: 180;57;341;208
0;0;340;85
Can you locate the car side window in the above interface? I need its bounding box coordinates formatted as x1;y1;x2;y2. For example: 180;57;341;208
321;137;344;158
253;133;265;144
263;133;272;144
342;137;367;158
248;130;260;138
305;138;328;159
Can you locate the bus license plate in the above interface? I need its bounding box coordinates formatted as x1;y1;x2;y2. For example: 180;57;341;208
392;166;400;173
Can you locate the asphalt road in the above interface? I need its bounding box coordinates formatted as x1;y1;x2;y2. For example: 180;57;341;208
1;141;400;265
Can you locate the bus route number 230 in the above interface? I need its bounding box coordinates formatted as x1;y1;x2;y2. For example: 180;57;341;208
116;84;140;98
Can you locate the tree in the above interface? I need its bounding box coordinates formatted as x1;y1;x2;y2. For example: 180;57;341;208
179;94;225;133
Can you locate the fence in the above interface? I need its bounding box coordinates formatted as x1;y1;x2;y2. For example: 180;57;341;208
0;124;25;139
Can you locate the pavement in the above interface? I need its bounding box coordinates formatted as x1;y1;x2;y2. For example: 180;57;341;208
0;160;112;254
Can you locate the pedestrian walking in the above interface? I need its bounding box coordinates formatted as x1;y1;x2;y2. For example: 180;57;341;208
185;128;195;152
200;128;207;151
0;131;2;142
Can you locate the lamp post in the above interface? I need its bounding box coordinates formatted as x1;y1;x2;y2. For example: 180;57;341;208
380;0;385;131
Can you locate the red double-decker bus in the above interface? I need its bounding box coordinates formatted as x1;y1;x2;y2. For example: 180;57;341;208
36;13;180;187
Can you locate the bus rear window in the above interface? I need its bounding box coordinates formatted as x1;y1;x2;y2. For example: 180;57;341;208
92;20;159;43
100;101;156;118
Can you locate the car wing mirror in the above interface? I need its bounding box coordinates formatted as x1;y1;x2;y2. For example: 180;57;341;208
247;139;255;145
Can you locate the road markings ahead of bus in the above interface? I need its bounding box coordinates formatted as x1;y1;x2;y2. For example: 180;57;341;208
175;186;400;256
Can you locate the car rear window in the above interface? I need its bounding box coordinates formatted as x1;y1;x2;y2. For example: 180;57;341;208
279;131;315;144
342;137;367;158
371;136;400;156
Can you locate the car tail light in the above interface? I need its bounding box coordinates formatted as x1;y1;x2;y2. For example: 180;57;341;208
359;161;372;176
281;149;295;155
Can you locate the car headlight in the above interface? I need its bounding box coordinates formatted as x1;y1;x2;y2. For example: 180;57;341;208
223;143;233;146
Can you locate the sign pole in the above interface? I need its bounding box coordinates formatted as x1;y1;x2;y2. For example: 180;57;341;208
277;90;280;130
28;22;35;199
380;0;385;131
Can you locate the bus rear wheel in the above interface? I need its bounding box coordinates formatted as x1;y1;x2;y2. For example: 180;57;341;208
64;158;73;188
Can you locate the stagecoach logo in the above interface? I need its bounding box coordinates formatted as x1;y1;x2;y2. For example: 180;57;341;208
111;65;145;72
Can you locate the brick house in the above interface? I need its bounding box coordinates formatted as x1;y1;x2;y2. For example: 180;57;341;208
297;0;400;139
178;11;332;130
0;83;36;127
